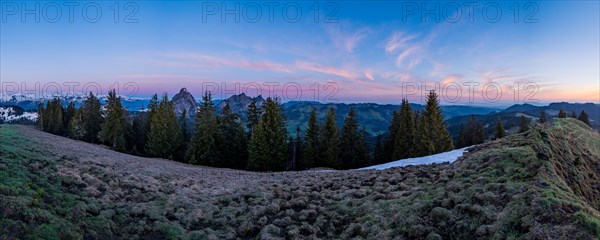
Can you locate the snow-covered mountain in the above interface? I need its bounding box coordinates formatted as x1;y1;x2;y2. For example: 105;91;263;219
0;93;151;112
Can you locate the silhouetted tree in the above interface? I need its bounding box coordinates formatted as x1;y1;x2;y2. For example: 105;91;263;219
539;110;547;123
558;109;567;118
302;108;320;169
321;107;341;169
146;93;182;160
392;99;416;159
216;101;248;169
340;107;369;169
494;117;506;139
247;97;287;171
421;90;453;154
82;92;102;143
519;115;531;133
578;110;591;127
187;92;219;165
100;90;128;152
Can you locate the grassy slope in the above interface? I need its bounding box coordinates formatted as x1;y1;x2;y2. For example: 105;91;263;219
1;119;599;239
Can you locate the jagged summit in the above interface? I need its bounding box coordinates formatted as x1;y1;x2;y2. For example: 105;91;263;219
172;87;197;116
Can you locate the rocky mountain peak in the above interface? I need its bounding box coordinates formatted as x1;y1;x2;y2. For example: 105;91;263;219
172;88;198;116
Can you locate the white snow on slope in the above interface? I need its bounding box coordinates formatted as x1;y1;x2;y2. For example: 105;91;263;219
359;147;469;170
0;107;38;122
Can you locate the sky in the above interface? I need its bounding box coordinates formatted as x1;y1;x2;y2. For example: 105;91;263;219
1;1;599;106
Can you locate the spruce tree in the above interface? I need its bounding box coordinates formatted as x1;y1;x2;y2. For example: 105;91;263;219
383;110;401;161
100;90;128;152
321;107;341;169
519;115;531;133
247;98;261;133
302;108;320;169
82;92;102;143
216;101;248;169
494;117;506;139
392;99;416;159
36;103;44;129
146;93;182;160
470;115;485;145
69;108;87;140
340;107;369;169
570;111;578;118
456;124;467;148
186;92;219;165
294;127;303;170
558;109;567;118
578;110;591;127
63;102;75;131
373;133;385;164
132;112;149;154
247;97;288;171
421;90;453;154
539;110;547;123
44;98;64;135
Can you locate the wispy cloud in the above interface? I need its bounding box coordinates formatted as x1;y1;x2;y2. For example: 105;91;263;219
326;24;371;53
156;52;293;73
295;61;356;79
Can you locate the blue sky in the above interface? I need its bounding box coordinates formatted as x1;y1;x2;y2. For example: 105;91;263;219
1;1;598;106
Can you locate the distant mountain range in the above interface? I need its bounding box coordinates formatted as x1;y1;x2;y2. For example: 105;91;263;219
2;90;598;138
445;102;600;140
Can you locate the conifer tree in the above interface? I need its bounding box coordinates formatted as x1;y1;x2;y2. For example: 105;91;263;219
321;107;341;168
578;110;591;127
457;115;484;147
570;111;578;118
100;90;128;152
456;124;467;148
340;107;369;169
43;98;64;135
82;92;102;143
134;94;159;154
421;90;453;154
539;110;547;123
63;102;75;131
302;108;320;169
373;133;385;164
247;97;288;171
132;112;149;154
36;103;44;129
69;108;87;140
558;109;567;118
392;99;416;159
247;98;261;133
519;115;531;133
216;101;248;169
186;92;219;165
383;110;401;161
494;117;506;139
146;93;182;160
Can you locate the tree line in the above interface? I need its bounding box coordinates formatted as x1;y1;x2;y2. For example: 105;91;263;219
43;90;593;171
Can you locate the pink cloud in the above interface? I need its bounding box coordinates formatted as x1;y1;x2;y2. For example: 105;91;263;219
385;32;419;53
442;74;463;85
157;52;293;73
295;61;356;79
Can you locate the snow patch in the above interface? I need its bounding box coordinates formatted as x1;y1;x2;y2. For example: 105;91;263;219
359;147;469;170
0;107;38;122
